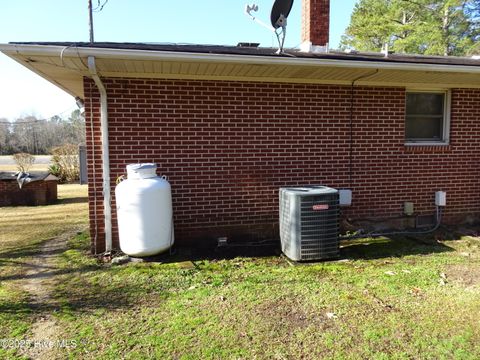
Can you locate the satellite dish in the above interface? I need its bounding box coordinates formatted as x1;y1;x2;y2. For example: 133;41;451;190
244;0;294;54
270;0;293;29
270;0;293;53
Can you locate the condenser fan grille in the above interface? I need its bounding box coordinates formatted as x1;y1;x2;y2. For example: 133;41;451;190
279;186;339;261
299;194;339;260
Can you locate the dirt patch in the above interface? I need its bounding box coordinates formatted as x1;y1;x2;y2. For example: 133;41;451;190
19;228;83;360
254;297;330;331
258;303;309;329
446;264;480;288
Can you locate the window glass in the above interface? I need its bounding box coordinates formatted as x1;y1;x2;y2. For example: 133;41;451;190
406;93;444;116
405;92;447;142
405;116;443;140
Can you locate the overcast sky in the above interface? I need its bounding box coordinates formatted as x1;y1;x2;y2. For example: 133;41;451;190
0;0;357;120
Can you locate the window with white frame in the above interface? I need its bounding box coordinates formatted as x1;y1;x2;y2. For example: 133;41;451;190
405;90;450;144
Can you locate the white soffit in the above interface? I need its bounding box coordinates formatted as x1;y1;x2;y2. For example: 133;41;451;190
1;44;480;98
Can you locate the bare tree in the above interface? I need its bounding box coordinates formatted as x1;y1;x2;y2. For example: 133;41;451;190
0;119;10;155
50;144;80;183
13;152;35;173
2;110;85;155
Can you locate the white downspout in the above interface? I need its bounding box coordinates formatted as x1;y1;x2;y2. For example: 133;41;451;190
87;56;112;254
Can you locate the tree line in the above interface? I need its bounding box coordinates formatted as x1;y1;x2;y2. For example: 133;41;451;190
0;110;85;155
341;0;480;56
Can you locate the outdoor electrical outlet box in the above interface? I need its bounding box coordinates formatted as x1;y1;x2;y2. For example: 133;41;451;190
435;191;447;206
339;189;352;206
404;202;414;216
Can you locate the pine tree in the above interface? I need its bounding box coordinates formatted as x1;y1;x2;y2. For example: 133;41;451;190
340;0;480;56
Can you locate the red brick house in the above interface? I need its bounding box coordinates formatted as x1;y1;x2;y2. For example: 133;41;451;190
2;0;480;254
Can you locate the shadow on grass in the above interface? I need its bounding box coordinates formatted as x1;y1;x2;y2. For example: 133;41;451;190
1;233;454;271
0;234;166;315
0;263;100;283
0;278;149;315
0;239;68;261
143;232;454;264
0;232;456;317
56;196;88;205
0;235;97;282
340;235;454;260
142;242;282;264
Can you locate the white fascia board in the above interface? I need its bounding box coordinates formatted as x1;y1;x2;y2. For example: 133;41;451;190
1;43;480;75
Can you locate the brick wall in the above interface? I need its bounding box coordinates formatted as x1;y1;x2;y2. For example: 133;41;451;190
84;78;480;253
302;0;330;46
0;179;57;206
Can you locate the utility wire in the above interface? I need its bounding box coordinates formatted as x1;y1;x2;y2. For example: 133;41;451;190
89;0;109;43
0;106;80;125
93;0;109;12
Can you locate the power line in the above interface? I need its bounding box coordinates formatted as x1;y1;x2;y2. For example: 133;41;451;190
0;106;80;125
93;0;109;12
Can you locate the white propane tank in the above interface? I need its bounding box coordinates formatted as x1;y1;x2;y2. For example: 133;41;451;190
115;163;173;257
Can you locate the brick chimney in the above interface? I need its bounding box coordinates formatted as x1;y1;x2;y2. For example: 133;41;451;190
300;0;330;53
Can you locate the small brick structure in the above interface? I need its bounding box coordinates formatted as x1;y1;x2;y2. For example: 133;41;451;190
0;172;58;206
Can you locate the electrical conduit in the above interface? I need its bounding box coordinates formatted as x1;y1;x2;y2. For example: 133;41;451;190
339;207;443;241
87;56;112;254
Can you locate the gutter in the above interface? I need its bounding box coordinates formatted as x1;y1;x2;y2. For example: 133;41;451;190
87;56;112;254
1;44;480;75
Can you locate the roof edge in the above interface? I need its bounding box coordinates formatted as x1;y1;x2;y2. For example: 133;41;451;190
1;43;480;75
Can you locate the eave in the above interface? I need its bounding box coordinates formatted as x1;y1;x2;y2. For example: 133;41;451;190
1;43;480;99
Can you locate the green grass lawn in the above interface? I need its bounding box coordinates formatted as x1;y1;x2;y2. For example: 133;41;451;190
51;234;480;359
1;186;480;359
0;184;88;359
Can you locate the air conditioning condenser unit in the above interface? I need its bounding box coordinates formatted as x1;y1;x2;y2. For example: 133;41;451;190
279;186;339;261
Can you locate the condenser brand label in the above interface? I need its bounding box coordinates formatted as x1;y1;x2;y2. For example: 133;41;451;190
312;204;329;211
